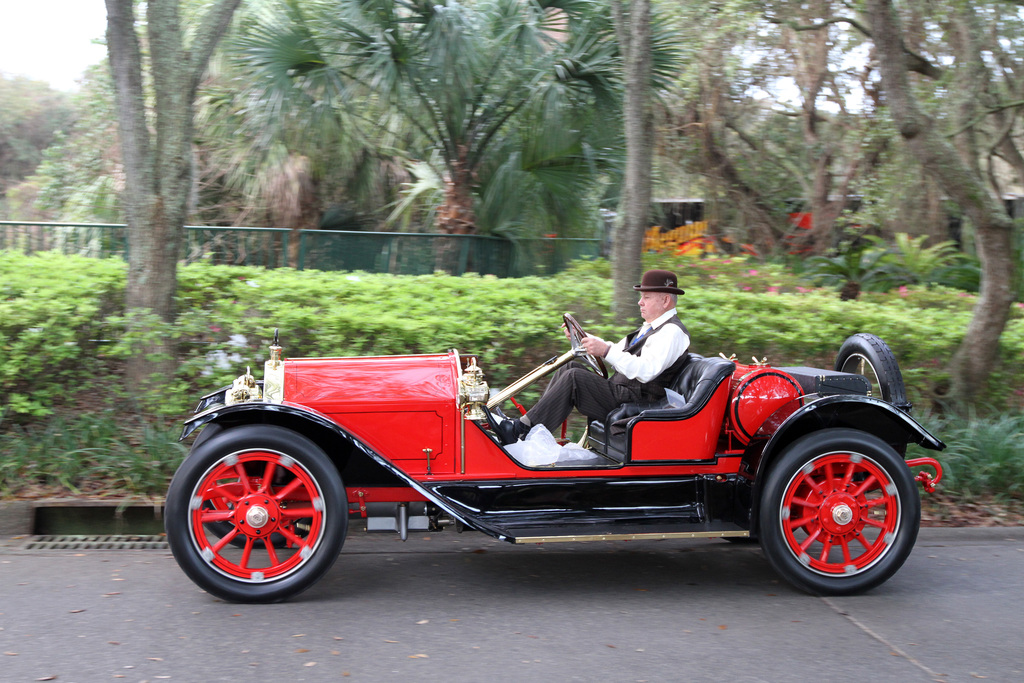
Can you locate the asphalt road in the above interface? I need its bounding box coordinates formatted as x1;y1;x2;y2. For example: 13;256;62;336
1;526;1022;683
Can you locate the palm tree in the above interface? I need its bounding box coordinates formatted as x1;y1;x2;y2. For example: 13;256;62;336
233;0;623;239
805;242;896;300
888;232;962;286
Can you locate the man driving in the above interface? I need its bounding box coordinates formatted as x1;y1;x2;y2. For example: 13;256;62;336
496;269;690;444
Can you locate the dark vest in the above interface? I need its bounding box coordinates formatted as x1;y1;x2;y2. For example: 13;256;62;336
609;316;690;401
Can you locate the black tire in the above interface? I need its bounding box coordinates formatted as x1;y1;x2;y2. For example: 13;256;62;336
834;333;908;408
189;422;224;449
758;428;920;595
165;424;346;603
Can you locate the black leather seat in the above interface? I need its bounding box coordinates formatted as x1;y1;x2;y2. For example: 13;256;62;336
587;353;736;461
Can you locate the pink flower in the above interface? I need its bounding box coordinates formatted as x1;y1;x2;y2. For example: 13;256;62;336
1015;302;1024;309
210;326;222;333
748;269;758;276
898;285;908;297
767;286;779;295
742;286;752;291
796;286;809;293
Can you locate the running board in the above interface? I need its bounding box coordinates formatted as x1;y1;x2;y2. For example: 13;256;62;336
514;529;750;544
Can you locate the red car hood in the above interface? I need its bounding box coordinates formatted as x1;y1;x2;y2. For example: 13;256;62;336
282;352;459;413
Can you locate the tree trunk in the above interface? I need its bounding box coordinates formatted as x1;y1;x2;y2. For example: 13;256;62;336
867;0;1016;405
702;115;778;253
437;146;477;235
789;1;838;255
612;0;653;323
106;0;243;399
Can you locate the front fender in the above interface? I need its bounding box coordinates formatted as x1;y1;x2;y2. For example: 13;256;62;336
181;395;321;442
178;399;486;535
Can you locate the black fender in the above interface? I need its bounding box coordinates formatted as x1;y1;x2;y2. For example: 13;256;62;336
743;394;945;533
178;399;486;535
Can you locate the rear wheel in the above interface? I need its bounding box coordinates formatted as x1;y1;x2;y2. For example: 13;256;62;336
165;424;346;603
835;333;908;408
758;428;920;595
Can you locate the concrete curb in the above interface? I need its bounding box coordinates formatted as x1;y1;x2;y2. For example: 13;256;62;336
0;498;165;536
0;500;33;536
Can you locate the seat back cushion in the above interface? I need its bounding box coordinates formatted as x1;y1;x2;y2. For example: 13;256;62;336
670;355;736;412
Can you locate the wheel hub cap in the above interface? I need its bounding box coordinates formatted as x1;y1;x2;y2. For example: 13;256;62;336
246;505;270;529
832;503;854;526
235;495;280;535
819;492;860;535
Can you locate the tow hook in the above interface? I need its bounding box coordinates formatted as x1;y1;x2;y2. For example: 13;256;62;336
906;457;944;494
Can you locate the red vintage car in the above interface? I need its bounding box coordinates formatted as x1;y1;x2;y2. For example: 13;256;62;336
165;318;945;602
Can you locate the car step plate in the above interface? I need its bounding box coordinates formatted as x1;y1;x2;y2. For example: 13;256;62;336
512;529;750;544
20;534;168;550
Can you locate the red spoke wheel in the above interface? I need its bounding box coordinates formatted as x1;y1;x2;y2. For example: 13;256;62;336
166;424;346;603
759;428;920;595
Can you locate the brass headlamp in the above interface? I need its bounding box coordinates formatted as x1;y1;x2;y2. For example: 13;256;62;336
225;366;261;405
458;358;490;420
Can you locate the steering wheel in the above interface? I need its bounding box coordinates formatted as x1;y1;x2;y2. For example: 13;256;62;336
563;313;608;379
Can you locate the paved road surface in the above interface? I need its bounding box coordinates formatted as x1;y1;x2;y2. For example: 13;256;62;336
1;527;1022;682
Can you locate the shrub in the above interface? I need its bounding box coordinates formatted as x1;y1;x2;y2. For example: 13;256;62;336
2;250;1023;499
0;251;125;417
912;411;1024;501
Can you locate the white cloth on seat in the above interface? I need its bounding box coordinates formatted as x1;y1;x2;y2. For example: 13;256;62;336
665;387;686;408
505;424;595;467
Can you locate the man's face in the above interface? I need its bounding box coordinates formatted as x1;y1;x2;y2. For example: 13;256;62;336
637;291;672;323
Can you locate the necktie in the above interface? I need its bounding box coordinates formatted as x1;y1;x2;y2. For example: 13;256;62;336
629;326;650;348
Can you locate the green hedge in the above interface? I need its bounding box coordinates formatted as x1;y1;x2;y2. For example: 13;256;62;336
2;250;1024;499
2;249;1022;421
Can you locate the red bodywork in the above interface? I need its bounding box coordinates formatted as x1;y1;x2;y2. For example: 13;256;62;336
280;352;800;480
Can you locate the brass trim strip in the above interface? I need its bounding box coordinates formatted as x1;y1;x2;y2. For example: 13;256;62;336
513;530;750;544
487;349;576;408
460;410;466;474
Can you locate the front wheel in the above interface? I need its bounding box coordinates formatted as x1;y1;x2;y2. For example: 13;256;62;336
165;424;347;603
758;428;920;595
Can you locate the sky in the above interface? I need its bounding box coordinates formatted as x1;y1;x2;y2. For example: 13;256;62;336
0;1;108;91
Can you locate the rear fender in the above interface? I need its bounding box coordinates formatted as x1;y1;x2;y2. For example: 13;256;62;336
744;394;945;532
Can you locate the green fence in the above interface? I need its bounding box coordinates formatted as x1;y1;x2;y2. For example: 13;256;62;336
0;221;129;258
0;222;601;277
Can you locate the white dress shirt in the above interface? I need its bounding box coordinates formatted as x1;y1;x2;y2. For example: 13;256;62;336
599;308;690;383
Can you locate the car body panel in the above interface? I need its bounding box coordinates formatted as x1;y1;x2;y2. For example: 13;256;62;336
628;379;732;462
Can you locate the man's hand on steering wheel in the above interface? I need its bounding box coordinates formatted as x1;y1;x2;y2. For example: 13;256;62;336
580;335;610;359
563;314;608;378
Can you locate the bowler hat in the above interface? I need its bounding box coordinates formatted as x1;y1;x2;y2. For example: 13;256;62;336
633;269;685;295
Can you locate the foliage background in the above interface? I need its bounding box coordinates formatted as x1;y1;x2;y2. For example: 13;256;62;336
3;250;1022;421
2;251;1022;503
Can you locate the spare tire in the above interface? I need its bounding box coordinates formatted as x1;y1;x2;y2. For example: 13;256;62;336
834;333;910;410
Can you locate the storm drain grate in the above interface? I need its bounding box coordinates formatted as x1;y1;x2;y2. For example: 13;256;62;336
22;535;169;550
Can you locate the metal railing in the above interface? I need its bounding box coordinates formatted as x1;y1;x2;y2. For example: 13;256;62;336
0;221;600;277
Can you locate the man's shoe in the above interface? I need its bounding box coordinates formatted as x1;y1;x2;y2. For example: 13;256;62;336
495;417;528;445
